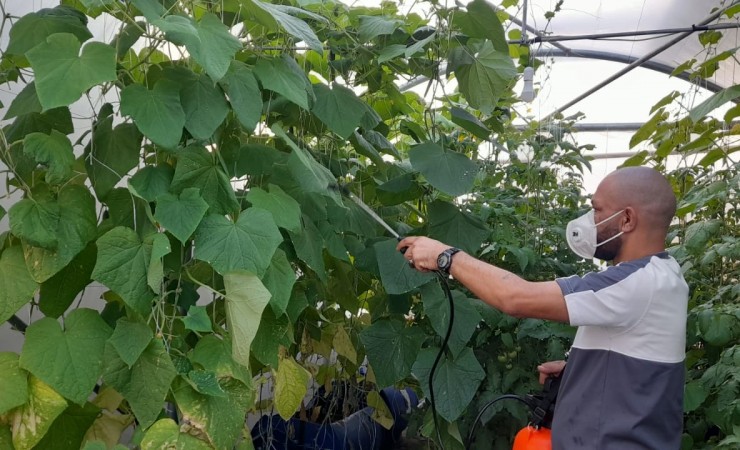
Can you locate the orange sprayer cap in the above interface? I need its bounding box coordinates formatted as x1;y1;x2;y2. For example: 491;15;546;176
512;425;552;450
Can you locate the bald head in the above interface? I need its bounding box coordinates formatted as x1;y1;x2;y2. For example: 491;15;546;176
599;167;677;231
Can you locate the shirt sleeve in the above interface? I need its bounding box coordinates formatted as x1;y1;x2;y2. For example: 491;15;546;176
556;263;651;328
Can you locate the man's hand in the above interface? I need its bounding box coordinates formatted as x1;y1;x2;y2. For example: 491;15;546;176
396;236;450;271
538;360;566;384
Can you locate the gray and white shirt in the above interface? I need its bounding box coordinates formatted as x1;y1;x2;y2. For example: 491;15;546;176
552;252;688;449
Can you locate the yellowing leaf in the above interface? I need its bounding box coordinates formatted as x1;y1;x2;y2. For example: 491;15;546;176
367;391;394;430
274;353;310;420
8;376;67;450
332;327;357;364
224;271;272;367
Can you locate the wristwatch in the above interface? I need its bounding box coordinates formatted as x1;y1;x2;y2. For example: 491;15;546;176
436;247;461;274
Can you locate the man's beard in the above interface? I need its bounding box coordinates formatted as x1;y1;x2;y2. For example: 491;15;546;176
594;228;623;261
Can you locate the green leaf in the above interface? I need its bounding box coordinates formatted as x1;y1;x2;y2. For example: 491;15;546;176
262;249;296;316
20;309;112;405
9;196;60;249
140;418;212;450
146;233;170;293
220;61;262;132
684;381;708;412
288;216;327;283
428;200;490;254
184;13;242;81
272;124;338;197
376;173;424;206
689;85;740;122
154;188;209;244
458;0;509;53
409;142;477;196
311;83;367;139
191;335;251;385
684;220;722;253
254;55;312;110
5;376;67;450
333;326;357;364
26;33;116;110
120;80;185;148
23;131;75;185
181;74;229;139
172;377;253;449
91;227;156;316
450;106;491;139
246;185;301;232
127;164;174;202
182;306;213;333
170;146;239;215
247;0;325;54
358;15;402;42
0;353;29;414
274;353;310;420
194;209;282;276
39;244;96;318
185;370;227;397
102;339;178;428
412;347;484;422
375;238;434;295
421;284;481;357
224;270;272;368
629;110;667;149
0;246;39;325
85;116;143;200
34;402;100;450
697;310;735;346
5;107;74;145
108;318;153;368
455;41;516;114
360;318;425;387
4;83;42;120
6;6;93;56
252;308;292;368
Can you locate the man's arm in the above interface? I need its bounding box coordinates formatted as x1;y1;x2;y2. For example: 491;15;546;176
397;236;570;323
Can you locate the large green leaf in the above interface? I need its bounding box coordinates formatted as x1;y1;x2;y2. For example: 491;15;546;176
22;184;98;283
251;308;292;368
262;249;297;316
450;106;491;140
182;306;213;333
154;188;209;244
246;185;301;232
91;227;155;316
26;33;116;110
6;6;92;56
170;146;239;215
140;419;211;450
224;270;272;368
311;83;367;139
409;142;477;197
359;318;425;387
420;284;481;357
4;83;42;120
254;55;313;110
6;376;67;450
684;220;722;253
85;116;143;200
194;209;282;276
220;61;262;132
288;216;327;283
172;13;241;82
146;233;170;293
245;0;325;54
19;309;112;405
9;196;60;249
374;239;434;295
376;173;424;206
697;310;735;347
102;339;178;428
274;353;310;420
172;377;253;449
272;124;338;197
127;164;174;202
428;201;490;254
181;74;229;139
39;244;96;318
120;80;185;149
0;246;39;324
358;15;403;42
455;41;516;114
457;0;509;52
689;85;740;122
107;318;153;368
412;347;485;422
191;335;251;385
23;131;75;185
34;402;101;450
0;353;29;415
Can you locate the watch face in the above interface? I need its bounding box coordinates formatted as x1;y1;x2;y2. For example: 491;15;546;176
437;253;450;270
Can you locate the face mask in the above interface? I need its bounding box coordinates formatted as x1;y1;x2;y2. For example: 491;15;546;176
566;210;624;259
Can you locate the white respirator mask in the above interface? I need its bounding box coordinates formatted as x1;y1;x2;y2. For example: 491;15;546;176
566;209;625;259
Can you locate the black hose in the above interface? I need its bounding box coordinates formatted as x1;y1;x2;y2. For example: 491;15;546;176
467;395;530;448
429;271;455;449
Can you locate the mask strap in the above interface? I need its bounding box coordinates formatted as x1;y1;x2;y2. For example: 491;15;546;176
594;209;624;227
596;230;624;247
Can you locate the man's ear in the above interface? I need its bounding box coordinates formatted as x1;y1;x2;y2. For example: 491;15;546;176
622;206;637;232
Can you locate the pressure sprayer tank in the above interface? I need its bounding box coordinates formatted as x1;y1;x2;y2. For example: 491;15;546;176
512;425;552;450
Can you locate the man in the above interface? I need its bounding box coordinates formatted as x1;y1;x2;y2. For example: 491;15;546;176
397;167;688;449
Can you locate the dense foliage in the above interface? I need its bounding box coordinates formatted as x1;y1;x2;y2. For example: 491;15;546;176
0;1;737;449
